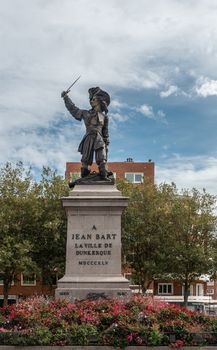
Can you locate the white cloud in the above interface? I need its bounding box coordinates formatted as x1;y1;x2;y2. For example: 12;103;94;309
137;104;154;118
196;77;217;97
136;104;166;122
156;154;217;196
110;99;127;111
110;113;128;123
0;121;82;175
157;110;166;120
137;71;163;89
160;85;178;98
109;112;129;130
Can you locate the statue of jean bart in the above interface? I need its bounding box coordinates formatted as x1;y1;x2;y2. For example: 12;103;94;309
61;87;113;185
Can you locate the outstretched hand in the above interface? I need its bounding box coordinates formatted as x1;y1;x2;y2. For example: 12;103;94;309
61;91;68;98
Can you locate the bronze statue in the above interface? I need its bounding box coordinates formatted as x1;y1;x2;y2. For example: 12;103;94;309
61;87;111;181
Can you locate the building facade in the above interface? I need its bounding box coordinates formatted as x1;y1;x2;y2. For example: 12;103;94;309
65;158;154;183
153;277;217;314
0;273;55;306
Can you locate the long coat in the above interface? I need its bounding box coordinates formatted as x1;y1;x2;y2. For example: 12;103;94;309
64;95;109;164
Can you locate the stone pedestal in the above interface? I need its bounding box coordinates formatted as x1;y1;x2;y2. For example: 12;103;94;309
55;183;131;301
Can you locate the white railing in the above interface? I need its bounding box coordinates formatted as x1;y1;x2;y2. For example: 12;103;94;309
154;295;210;302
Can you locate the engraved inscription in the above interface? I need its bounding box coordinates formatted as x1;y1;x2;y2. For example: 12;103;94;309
78;261;108;265
71;231;118;267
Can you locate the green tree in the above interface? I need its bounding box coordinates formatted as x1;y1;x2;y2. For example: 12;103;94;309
119;180;217;303
0;162;38;305
0;163;68;305
30;167;68;288
165;188;217;307
119;180;176;292
0;237;35;306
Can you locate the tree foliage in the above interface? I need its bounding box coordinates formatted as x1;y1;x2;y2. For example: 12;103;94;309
165;188;217;306
119;179;217;305
31;167;68;286
0;162;68;305
0;162;38;305
119;180;177;292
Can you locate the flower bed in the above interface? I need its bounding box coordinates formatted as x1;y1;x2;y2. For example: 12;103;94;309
0;296;217;348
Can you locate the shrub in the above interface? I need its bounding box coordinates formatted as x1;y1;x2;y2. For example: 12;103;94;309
0;295;216;348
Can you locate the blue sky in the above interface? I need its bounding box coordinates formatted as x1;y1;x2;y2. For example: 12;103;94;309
1;0;217;194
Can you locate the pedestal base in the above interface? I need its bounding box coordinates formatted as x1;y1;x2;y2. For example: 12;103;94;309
55;183;131;301
55;275;131;301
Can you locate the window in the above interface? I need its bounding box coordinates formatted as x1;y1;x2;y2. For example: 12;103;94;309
196;283;204;296
21;273;36;286
70;172;81;181
125;173;143;183
206;288;214;295
158;283;173;295
0;273;14;286
182;284;193;296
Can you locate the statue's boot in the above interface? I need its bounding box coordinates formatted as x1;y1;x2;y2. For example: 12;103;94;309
99;163;109;181
81;167;90;178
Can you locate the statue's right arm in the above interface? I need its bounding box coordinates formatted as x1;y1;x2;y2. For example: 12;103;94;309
63;94;83;121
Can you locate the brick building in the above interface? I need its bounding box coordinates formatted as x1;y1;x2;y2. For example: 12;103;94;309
65;158;154;183
153;278;211;312
206;279;217;300
0;273;55;306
